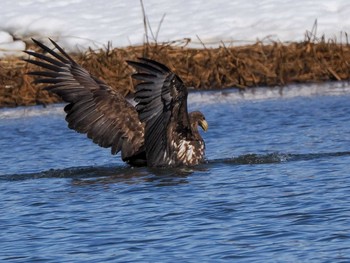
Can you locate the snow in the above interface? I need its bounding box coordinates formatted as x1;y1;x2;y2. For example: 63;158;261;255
1;0;350;57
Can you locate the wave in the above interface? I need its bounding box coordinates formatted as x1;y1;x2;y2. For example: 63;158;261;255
213;151;350;165
2;151;350;182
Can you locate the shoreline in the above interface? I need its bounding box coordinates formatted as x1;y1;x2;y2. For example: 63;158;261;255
1;39;350;108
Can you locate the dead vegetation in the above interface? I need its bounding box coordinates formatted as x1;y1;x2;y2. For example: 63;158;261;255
1;34;350;108
1;7;350;108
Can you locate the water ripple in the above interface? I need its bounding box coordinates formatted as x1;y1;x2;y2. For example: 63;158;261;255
2;88;350;262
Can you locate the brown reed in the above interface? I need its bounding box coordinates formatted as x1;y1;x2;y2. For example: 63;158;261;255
1;35;350;108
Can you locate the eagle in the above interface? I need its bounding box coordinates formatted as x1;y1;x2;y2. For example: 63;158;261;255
24;39;208;167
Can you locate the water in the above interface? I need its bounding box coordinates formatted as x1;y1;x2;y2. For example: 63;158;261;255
1;83;350;262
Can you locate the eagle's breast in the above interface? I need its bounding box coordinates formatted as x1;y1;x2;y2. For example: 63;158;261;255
172;139;205;166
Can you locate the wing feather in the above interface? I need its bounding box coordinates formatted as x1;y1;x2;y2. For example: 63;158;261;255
127;58;191;166
25;38;144;160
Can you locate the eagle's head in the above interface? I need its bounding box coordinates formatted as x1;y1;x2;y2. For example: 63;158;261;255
189;111;208;132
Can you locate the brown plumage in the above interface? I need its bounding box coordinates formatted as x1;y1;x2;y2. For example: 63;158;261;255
24;38;208;167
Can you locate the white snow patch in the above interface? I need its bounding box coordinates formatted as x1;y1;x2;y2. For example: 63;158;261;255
0;0;350;57
0;31;13;43
0;31;26;57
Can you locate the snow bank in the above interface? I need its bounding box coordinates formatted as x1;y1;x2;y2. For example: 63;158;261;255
1;0;350;57
0;31;26;57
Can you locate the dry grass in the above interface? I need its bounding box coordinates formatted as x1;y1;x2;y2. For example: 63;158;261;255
1;36;350;107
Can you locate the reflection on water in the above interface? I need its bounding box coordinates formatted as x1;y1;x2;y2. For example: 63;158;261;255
1;84;350;262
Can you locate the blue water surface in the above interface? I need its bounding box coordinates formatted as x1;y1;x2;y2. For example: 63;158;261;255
1;83;350;262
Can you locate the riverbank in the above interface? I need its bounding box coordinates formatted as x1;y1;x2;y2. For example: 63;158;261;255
1;37;350;108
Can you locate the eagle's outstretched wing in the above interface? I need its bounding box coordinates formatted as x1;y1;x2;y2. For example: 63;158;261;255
25;39;144;162
128;58;204;166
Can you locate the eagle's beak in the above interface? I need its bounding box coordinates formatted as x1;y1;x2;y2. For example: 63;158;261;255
199;119;208;132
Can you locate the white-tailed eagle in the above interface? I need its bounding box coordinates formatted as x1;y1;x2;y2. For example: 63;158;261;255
24;39;208;167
